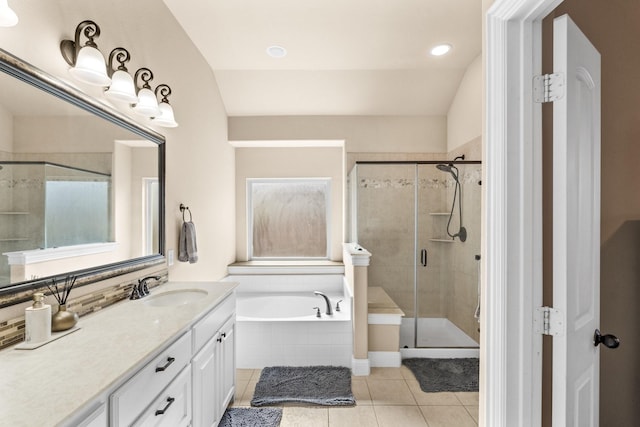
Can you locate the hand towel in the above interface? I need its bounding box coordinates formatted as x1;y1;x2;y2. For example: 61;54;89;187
178;221;198;263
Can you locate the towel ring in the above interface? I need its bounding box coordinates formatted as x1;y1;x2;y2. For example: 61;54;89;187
180;203;192;222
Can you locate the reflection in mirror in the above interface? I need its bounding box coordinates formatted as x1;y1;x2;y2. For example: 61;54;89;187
0;49;164;293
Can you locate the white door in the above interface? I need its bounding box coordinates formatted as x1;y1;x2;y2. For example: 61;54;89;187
552;14;601;427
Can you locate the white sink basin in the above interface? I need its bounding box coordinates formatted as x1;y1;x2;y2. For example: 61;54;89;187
144;289;208;307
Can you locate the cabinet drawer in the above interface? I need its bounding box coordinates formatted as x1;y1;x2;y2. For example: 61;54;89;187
111;331;192;427
133;365;192;427
192;294;235;353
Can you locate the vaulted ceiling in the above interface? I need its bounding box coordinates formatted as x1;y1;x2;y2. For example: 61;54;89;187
163;0;482;116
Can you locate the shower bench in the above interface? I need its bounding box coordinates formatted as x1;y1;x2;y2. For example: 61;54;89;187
368;287;404;367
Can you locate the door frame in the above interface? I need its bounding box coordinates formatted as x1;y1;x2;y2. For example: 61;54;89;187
484;0;563;426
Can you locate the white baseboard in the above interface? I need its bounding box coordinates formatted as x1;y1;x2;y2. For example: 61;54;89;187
400;348;480;359
369;351;402;367
351;357;370;376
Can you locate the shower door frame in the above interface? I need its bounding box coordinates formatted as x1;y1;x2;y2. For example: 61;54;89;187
355;160;482;350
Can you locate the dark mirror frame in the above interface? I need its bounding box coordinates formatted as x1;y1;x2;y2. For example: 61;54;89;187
0;48;165;307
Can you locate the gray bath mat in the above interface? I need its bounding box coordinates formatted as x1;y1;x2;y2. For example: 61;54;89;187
218;407;282;427
403;358;479;392
251;366;356;407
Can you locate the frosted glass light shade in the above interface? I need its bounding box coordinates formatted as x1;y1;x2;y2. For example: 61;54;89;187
152;103;178;128
133;87;160;117
69;46;111;86
0;0;18;27
104;70;137;103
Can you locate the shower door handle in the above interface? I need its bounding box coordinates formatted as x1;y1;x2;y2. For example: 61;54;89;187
420;249;427;267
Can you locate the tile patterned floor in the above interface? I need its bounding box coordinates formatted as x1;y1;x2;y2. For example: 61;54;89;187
233;366;479;427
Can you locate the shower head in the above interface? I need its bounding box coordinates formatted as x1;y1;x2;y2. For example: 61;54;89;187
436;163;459;182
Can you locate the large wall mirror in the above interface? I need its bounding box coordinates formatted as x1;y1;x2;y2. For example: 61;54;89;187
0;49;165;305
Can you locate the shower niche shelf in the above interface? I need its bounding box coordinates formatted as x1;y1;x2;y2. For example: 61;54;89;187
429;213;455;242
429;238;455;243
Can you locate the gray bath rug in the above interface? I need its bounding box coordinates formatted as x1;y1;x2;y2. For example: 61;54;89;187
251;366;356;407
218;407;282;427
403;358;479;392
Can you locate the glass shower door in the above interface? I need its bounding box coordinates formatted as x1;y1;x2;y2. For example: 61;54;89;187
415;164;449;347
354;163;417;347
416;163;481;348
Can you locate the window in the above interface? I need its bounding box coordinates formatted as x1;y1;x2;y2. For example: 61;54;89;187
248;179;330;259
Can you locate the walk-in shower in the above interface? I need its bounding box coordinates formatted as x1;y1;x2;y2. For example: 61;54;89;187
348;160;481;356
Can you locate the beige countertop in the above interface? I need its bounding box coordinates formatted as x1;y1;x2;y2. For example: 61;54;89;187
0;281;237;427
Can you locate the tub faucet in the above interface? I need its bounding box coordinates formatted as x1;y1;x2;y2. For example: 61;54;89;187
314;291;333;315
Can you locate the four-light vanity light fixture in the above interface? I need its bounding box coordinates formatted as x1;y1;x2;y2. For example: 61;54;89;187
60;20;178;128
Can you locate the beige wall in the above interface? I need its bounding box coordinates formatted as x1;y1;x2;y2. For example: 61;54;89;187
0;104;13;154
114;143;133;261
235;146;343;261
446;54;482;152
0;0;235;297
229;115;447;154
543;2;640;425
14;116;127;154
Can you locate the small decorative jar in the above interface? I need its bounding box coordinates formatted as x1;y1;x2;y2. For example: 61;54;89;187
51;304;79;332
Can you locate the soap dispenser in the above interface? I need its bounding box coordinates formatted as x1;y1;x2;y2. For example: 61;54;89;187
25;292;51;344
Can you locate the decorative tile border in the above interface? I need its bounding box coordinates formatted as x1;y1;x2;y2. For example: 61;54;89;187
0;270;167;350
0;317;25;349
358;167;482;190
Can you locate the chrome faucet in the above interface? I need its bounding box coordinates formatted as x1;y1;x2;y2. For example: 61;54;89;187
130;276;161;299
314;291;333;315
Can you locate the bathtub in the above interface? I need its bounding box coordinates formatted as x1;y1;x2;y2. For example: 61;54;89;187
237;293;349;321
222;273;353;368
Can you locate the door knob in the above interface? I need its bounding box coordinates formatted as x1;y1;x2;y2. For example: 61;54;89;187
594;329;620;349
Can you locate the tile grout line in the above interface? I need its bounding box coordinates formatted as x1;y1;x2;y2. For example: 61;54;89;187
462;404;479;426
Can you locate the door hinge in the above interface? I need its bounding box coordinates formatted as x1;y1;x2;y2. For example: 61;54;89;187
534;306;564;336
533;73;564;103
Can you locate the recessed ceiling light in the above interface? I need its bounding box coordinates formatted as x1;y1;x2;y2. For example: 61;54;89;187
430;44;452;56
266;45;287;58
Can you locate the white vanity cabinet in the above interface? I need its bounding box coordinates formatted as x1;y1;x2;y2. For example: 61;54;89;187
1;282;239;427
191;294;236;427
109;292;236;427
110;331;192;427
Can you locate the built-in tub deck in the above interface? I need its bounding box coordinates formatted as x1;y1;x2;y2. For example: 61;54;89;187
222;267;353;369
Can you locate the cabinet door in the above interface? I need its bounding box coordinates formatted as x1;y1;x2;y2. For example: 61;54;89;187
192;335;220;427
219;317;236;412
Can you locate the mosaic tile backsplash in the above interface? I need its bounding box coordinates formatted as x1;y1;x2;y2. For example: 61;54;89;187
0;270;167;350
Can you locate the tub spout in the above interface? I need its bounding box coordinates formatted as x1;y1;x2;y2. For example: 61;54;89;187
314;291;333;315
